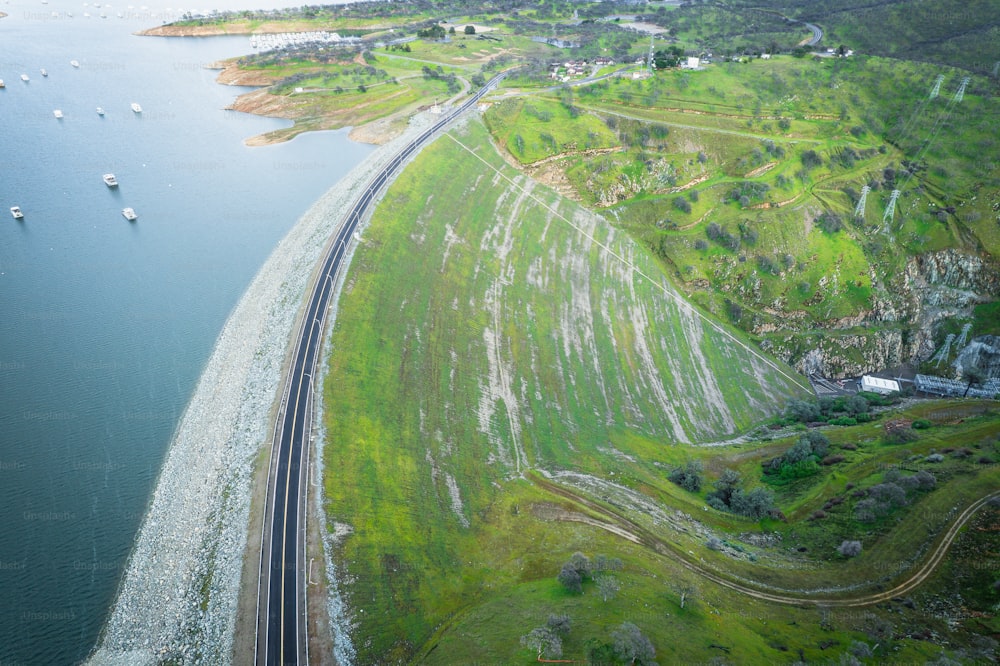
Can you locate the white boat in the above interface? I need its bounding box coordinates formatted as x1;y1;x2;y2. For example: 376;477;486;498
122;207;137;221
41;68;48;77
53;109;63;118
96;106;105;115
103;173;118;187
20;74;29;82
70;60;80;68
10;206;23;219
130;102;142;113
0;80;5;88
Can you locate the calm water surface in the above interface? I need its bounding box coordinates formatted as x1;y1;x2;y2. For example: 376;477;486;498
0;1;371;661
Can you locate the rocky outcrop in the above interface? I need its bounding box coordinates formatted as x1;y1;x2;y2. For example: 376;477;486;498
953;335;1000;379
765;249;1000;378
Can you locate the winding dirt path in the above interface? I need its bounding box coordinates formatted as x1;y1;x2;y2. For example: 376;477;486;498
534;475;999;608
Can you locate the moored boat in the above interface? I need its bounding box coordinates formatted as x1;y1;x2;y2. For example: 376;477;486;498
41;68;48;77
130;102;142;113
96;106;105;115
122;207;137;221
20;74;29;82
70;60;80;67
10;206;24;219
53;109;63;118
103;173;118;187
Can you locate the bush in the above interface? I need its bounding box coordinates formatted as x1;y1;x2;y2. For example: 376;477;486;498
822;454;846;466
673;196;692;214
828;416;858;426
912;419;932;429
668;461;703;493
801;149;822;169
837;540;862;557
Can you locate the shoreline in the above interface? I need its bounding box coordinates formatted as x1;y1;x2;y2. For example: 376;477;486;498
88;113;436;665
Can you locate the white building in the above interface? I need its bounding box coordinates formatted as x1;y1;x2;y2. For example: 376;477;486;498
860;375;899;395
683;56;700;69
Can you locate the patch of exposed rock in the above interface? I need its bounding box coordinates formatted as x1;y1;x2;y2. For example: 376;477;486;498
763;249;1000;377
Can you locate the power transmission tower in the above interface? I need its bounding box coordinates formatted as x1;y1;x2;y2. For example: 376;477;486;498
929;74;944;99
954;322;972;350
882;189;900;225
853;185;870;219
954;77;970;103
931;333;955;367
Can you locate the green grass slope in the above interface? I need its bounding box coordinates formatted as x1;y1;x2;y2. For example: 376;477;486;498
321;118;810;662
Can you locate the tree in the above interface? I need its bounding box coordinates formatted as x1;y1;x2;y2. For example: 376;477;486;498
448;25;456;34
673;581;698;609
801;149;822;169
962;364;986;397
668;460;703;493
547;614;572;636
611;622;656;665
596;574;621;602
521;626;562;660
464;24;476;35
837;540;862;557
557;562;583;593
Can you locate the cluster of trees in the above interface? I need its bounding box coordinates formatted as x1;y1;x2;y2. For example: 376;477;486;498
706;470;776;519
421;64;461;94
556;552;623;594
763;431;831;481
653;45;686;69
587;623;656;666
704;222;740;251
784;392;894;427
416;23;446;40
852;469;936;523
726;180;771;207
668;460;703;492
520;614;571;660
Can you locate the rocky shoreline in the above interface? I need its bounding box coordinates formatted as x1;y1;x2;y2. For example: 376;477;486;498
88;113;435;665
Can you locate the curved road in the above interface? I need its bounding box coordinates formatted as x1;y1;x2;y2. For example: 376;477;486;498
539;476;999;608
254;71;510;665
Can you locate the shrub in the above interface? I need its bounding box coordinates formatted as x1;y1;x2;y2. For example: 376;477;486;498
706;536;723;550
822;454;846;466
694;239;709;250
801;149;822;169
828;416;858;426
673;196;692;214
925;453;944;463
912;419;932;429
885;427;919;444
837;540;862;557
668;461;703;493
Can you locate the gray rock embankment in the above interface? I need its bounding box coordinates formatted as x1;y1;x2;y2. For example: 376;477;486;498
89;113;434;665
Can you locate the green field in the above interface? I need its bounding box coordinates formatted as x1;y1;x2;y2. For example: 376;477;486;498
320;116;1000;664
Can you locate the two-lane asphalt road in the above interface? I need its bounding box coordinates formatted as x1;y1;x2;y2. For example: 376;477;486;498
255;71;510;665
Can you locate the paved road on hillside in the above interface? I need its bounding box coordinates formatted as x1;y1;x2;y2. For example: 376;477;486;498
254;71;510;666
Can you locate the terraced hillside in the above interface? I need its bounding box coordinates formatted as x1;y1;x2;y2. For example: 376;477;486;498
320;118;809;662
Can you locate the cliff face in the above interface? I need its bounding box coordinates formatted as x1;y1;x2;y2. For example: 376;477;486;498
953;335;1000;379
767;249;1000;378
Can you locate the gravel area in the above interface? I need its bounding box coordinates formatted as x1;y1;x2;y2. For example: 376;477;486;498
89;113;435;665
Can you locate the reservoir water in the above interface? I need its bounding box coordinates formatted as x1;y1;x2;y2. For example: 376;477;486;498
0;1;372;662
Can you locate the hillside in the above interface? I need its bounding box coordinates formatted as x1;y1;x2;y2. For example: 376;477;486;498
320;118;1000;665
487;54;1000;376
